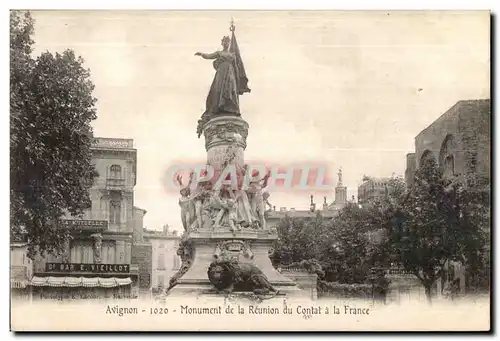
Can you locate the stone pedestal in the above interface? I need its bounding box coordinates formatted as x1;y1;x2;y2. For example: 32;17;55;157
168;230;302;296
168;115;303;297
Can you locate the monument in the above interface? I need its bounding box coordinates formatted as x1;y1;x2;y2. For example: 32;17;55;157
167;20;301;297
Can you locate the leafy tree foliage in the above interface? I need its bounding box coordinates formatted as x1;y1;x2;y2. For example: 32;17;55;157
319;204;374;283
271;213;324;266
272;200;393;285
10;11;98;258
272;166;488;303
389;157;488;303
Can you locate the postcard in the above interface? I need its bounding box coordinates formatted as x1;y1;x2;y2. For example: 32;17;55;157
10;9;491;332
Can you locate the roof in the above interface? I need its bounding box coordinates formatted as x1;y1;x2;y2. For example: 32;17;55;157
91;137;138;186
133;206;147;214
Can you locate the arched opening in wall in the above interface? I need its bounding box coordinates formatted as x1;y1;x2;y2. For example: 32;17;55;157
439;134;456;178
419;150;436;169
110;165;122;179
444;155;455;178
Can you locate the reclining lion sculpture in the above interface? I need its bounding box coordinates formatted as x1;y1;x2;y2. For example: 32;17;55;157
207;259;278;295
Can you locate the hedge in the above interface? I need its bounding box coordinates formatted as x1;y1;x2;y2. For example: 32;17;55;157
317;280;373;298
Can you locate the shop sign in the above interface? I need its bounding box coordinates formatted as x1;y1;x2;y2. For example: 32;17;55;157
59;220;108;230
45;263;129;274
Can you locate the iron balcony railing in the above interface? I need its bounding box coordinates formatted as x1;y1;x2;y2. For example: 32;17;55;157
106;178;126;190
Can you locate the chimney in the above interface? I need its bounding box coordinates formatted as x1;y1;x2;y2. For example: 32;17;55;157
163;224;169;235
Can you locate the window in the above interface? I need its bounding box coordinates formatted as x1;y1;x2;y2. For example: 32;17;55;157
101;241;116;263
159;243;165;249
173;254;180;270
110;165;122;179
158;275;165;288
100;197;108;218
110;200;121;224
70;240;94;263
158;254;165;270
91;164;99;182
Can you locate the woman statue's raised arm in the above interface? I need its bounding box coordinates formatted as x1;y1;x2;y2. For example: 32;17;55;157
194;51;219;59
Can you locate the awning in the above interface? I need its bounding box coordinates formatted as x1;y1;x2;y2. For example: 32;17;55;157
30;276;132;288
11;280;29;289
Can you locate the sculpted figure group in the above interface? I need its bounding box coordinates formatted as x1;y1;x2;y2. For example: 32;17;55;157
177;164;272;234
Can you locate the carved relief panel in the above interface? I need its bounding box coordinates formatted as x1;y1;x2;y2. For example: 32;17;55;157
213;240;254;263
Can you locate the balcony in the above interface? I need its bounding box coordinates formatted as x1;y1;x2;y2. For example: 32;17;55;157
106;178;126;191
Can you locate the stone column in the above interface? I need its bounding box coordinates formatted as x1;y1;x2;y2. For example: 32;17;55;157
203;116;249;172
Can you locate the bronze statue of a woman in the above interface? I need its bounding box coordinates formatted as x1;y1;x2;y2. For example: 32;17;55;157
195;23;250;137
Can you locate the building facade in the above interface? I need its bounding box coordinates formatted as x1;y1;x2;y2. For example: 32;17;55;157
143;225;181;294
131;206;152;297
404;99;491;296
10;236;32;301
405;99;491;186
267;168;350;227
357;176;392;206
30;137;147;301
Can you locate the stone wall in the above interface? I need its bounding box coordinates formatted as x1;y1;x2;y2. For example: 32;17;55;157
405;100;491;296
405;153;416;185
409;99;490;183
280;268;318;300
131;243;152;290
385;269;427;304
132;207;146;243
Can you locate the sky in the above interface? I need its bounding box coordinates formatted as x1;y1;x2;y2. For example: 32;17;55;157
29;10;490;233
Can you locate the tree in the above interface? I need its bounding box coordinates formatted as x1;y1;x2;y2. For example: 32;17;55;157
10;11;98;258
271;202;392;285
319;205;371;283
388;157;486;304
452;174;490;292
318;200;395;284
271;214;324;266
